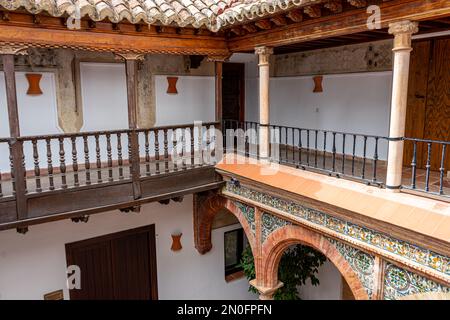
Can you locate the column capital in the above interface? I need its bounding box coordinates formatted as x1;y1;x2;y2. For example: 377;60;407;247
0;43;29;55
249;279;283;300
114;52;145;61
206;54;231;62
388;20;419;36
388;21;418;52
255;46;273;56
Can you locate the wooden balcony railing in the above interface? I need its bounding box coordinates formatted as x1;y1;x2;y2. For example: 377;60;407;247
0;122;222;230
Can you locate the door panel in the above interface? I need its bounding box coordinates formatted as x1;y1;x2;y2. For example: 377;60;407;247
111;232;152;300
404;38;450;170
66;225;157;300
222;63;245;121
423;38;450;171
66;240;114;300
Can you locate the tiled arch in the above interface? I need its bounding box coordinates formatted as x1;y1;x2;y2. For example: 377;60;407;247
259;224;370;300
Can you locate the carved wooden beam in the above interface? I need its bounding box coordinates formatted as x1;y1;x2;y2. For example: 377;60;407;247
325;0;343;13
0;23;229;56
286;9;303;23
271;15;288;27
255;19;272;30
304;5;322;18
347;0;367;8
229;0;450;51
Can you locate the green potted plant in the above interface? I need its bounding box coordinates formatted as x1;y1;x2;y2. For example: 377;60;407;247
239;245;326;300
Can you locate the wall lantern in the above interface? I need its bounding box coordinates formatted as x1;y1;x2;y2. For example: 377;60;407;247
313;75;323;93
171;232;182;251
166;76;178;94
25;73;43;95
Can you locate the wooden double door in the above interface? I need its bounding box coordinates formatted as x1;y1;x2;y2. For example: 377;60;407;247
404;37;450;170
66;225;158;300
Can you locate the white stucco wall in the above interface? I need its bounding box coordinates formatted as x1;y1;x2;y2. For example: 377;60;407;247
154;75;215;126
80;62;129;132
0;195;257;300
299;260;343;300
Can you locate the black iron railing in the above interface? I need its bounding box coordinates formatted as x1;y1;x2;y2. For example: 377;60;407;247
403;138;449;198
223;119;260;159
269;124;389;186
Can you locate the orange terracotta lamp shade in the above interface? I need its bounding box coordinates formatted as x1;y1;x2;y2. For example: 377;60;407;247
313;75;323;93
171;233;182;251
166;76;178;94
25;73;43;95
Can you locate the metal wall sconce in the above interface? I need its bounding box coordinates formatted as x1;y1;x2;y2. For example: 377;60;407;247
166;76;178;94
171;233;182;251
313;75;323;93
25;73;43;95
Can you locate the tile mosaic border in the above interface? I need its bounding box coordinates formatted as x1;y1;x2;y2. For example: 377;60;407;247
224;182;450;277
383;263;450;300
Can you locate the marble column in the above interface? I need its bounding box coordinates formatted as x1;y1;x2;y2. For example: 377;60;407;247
386;21;418;191
255;46;273;160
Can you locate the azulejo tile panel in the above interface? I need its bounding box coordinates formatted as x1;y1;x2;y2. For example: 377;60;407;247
233;201;256;236
327;237;375;299
224;182;450;278
261;212;292;243
384;263;450;300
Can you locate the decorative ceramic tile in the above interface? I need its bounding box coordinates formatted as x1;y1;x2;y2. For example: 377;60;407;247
261;212;292;243
383;263;450;300
328;237;375;299
224;182;450;278
233;201;256;236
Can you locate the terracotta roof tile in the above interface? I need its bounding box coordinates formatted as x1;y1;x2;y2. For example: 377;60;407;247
0;0;323;31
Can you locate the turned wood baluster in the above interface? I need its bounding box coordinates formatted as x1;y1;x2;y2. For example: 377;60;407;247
45;138;54;191
145;130;150;176
173;129;178;171
106;133;113;182
83;135;91;185
58;137;67;189
198;125;203;166
205;126;211;165
71;136;80;187
8;141;15;194
95;134;102;183
117;133;124;180
32;139;42;192
190;127;195;168
154;130;160;175
182;128;187;170
163;129;169;173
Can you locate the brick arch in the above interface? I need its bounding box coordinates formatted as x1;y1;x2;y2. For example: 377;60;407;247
260;224;369;300
194;192;257;255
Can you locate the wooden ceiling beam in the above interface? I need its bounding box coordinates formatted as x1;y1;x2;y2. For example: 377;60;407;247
255;19;272;30
271;15;288;27
0;23;228;56
228;0;450;52
304;5;322;18
325;0;343;14
347;0;367;8
286;10;303;23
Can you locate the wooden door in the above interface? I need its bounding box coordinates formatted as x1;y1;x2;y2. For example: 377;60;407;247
222;63;245;122
404;37;450;170
66;225;158;300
